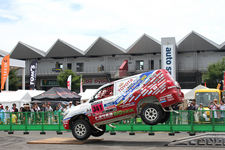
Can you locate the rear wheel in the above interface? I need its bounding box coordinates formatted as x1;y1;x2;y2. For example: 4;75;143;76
141;104;163;125
72;119;91;140
91;125;106;137
159;107;170;123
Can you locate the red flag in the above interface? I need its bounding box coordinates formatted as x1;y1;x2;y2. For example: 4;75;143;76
1;55;10;90
67;75;71;90
204;81;206;87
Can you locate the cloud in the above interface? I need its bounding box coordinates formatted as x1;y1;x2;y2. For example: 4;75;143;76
0;0;225;53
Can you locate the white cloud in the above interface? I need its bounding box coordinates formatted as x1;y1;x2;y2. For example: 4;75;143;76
0;0;225;53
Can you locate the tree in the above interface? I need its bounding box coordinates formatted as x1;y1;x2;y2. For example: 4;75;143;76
0;70;21;91
202;57;225;88
57;69;81;92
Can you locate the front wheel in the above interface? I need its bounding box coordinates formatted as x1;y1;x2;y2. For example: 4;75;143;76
72;119;91;140
141;104;163;125
91;125;106;137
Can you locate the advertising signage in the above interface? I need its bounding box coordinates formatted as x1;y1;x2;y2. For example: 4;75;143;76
162;45;176;79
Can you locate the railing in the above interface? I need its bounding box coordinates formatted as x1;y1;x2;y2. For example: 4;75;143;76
1;110;225;134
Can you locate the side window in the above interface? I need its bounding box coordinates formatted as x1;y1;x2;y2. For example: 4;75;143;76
94;85;114;100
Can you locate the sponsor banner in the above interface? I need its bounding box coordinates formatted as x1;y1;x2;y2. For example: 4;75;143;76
30;60;38;90
80;76;83;93
113;108;134;117
1;55;10;91
95;112;113;121
83;77;108;85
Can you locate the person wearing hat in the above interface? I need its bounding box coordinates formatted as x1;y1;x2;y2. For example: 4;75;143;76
21;104;31;124
67;101;74;109
0;105;5;124
208;99;221;123
198;103;208;122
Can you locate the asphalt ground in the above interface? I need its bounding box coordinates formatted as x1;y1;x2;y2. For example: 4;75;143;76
0;131;222;150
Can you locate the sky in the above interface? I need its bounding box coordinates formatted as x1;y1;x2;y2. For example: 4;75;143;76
0;0;225;53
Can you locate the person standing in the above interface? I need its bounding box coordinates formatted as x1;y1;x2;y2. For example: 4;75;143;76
0;105;5;124
208;99;221;124
45;102;53;124
172;104;181;125
185;99;198;124
197;103;208;123
54;106;61;123
68;101;74;109
5;106;10;124
219;99;225;123
58;103;63;111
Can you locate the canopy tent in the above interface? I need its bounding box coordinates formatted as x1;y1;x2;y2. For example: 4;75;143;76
184;85;208;100
32;87;81;105
79;89;97;102
0;90;31;109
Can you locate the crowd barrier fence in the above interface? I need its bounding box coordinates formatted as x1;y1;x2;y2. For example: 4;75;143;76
0;110;225;134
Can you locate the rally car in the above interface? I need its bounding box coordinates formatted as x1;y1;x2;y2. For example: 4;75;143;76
63;69;184;140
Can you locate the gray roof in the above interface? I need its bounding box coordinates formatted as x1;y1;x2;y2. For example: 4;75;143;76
45;39;84;58
84;37;126;56
10;42;45;59
177;31;219;52
0;49;8;57
126;34;161;54
220;41;225;50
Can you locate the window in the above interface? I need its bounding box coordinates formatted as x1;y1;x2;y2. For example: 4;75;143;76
136;60;144;70
76;63;83;72
67;63;72;70
93;84;114;101
151;60;154;70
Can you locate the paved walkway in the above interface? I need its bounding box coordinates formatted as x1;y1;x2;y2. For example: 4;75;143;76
0;131;219;150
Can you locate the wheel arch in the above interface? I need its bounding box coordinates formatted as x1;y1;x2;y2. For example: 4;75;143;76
69;114;90;130
137;96;163;115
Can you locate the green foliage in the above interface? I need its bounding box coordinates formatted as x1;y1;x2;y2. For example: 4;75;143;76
57;69;81;91
202;57;225;88
0;70;20;91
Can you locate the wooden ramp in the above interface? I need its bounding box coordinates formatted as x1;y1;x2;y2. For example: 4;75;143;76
27;138;103;145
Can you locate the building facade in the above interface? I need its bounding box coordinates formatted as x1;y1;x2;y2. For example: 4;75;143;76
2;31;225;92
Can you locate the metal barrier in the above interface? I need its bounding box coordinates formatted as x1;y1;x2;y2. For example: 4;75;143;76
0;110;225;134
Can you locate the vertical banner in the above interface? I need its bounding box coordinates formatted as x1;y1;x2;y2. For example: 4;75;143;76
1;55;10;91
67;75;71;90
162;45;176;79
80;76;83;93
223;71;225;91
30;60;38;90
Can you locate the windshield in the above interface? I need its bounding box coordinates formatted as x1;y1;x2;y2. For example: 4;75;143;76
195;92;219;107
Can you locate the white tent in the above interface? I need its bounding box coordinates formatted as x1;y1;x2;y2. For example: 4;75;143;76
0;90;45;109
184;85;208;100
79;89;97;102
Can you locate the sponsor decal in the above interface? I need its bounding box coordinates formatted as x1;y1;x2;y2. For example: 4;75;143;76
119;102;135;108
104;102;115;108
113;109;134;117
91;101;104;113
95;112;113;120
105;105;116;110
118;78;134;92
160;100;167;103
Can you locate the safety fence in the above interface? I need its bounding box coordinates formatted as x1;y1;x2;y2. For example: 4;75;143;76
0;110;225;134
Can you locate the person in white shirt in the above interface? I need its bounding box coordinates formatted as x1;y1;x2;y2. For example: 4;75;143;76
67;101;74;109
220;100;225;123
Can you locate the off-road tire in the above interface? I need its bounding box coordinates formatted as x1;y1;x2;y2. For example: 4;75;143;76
91;125;106;137
72;119;91;140
141;104;163;125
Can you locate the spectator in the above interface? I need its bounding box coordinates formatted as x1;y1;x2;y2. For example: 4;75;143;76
75;101;80;106
34;103;40;112
5;106;10;124
172;104;181;125
45;102;53;124
68;101;74;109
197;103;208;122
0;105;5;124
41;104;46;112
22;104;31;124
220;99;225;123
63;104;68;112
12;112;18;124
54;106;61;123
58;103;63;111
208;99;221;123
185;100;198;124
12;103;18;113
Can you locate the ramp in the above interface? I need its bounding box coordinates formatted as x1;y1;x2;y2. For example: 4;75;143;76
167;133;225;147
27;137;103;145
